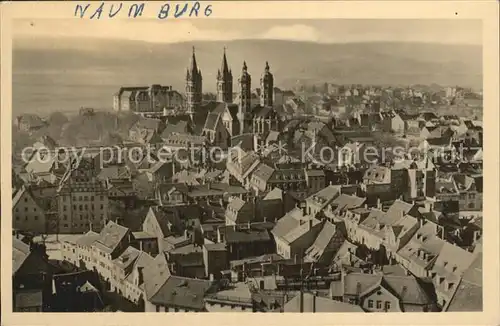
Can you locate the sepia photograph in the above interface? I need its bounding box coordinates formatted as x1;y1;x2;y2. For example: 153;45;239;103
1;2;498;323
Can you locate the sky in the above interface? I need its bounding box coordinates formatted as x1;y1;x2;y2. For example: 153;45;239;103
14;19;482;45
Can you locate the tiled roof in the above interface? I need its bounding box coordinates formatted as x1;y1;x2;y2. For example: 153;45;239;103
97;165;130;181
307;185;341;206
252;163;275;182
203;112;220;131
149;276;212;310
263;188;283;201
271;208;304;239
332;272;432;306
13;238;31;274
94;221;130;254
446;252;482;312
330;194;365;211
304;221;339;263
113;246;141;271
75;231;101;247
143;253;172;300
227;197;246;212
148;206;178;237
223;225;272;244
272;209;322;244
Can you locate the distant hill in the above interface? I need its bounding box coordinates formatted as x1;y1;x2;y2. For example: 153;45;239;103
13;37;482;115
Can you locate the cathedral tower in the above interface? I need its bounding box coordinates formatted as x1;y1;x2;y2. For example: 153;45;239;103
260;61;273;107
216;48;233;103
238;61;251;134
186;47;203;118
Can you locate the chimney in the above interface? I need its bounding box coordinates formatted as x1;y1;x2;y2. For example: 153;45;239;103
376;198;381;209
312;291;318;313
364;203;368;209
247;221;251;229
294;254;298;264
308;219;313;230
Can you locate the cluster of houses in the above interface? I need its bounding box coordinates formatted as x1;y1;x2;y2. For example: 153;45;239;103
12;47;483;313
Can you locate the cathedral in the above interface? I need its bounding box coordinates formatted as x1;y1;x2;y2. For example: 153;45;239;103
185;47;282;149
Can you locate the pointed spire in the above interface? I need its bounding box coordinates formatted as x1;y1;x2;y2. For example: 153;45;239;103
265;61;270;72
189;46;198;73
221;47;229;75
242;61;247;71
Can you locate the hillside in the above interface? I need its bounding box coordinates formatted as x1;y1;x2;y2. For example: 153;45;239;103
13;37;482;115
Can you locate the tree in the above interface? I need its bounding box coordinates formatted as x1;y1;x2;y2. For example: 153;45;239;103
48;112;69;127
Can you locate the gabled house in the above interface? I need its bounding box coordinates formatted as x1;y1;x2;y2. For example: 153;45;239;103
271;208;324;260
382;111;405;134
156;183;189;206
303;221;346;265
305;185;342;217
225;197;255;226
452;174;482;211
13;185;48;234
202;102;239;148
329;271;435;312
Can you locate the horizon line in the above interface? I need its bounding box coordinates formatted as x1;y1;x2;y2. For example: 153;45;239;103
13;34;482;47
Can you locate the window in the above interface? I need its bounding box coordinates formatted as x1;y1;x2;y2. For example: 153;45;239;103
25;207;28;212
156;305;160;312
100;196;104;201
34;216;38;221
24;198;28;203
384;301;391;310
174;308;179;312
63;206;67;211
368;300;374;308
376;301;382;309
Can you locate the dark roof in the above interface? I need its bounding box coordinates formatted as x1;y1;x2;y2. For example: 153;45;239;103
149;276;212;310
222;225;272;244
52;270;103;295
